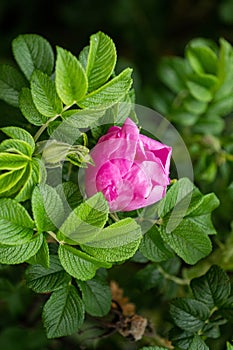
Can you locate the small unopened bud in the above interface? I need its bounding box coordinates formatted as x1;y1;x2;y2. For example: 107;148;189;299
36;140;93;168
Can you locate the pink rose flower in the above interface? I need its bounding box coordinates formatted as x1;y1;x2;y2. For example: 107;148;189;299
85;118;172;212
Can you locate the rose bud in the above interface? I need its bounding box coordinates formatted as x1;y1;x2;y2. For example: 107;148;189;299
85;118;172;212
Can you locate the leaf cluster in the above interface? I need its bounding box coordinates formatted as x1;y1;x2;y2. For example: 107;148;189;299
0;184;142;338
169;265;233;349
0;31;226;346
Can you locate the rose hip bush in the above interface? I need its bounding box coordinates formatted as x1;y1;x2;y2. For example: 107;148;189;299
85;118;172;211
0;32;232;350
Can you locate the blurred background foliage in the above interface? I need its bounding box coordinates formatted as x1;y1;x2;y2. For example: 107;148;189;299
1;0;233;349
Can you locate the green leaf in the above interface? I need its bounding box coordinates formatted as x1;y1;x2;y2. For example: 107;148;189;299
227;342;233;350
32;184;65;233
46;117;82;144
26;255;71;293
42;284;85;338
136;263;163;291
158;178;219;264
0;152;29;170
79;45;89;70
62;108;105;128
186;80;213;102
0;233;43;264
139;225;174;262
0;139;33;157
0;64;28;107
58;192;109;244
158;178;194;219
77;274;111;317
157;56;190;94
193;114;224;135
170;298;210;332
170;109;199;127
186;44;218;75
169;326;194;349
208;95;233;117
215;38;233;100
86;31;117;92
19;87;47;125
184;98;207;115
55;47;88;105
84;217;141;247
81;218;142;262
56;181;83;210
189;334;209;349
160;222;212;265
1;126;35;151
31;70;63;117
12;34;54;80
15;157;46;202
77;68;132;109
0;168;26;196
190;265;231;309
0;198;34;245
27;236;50;268
58;245;111;281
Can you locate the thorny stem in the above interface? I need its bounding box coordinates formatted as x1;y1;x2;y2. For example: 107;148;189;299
157;265;190;286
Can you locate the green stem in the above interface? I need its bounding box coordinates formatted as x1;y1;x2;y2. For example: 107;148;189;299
47;231;60;243
34;115;60;142
110;212;120;222
62;102;76;112
157;265;190;286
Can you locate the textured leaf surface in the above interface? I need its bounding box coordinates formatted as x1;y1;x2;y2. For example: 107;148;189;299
15;158;45;202
26;255;71;293
55;47;88;105
77;274;111;317
84;218;141;247
160;222;212;265
0;152;29;170
62;108;105;128
58;245;111;281
0;139;33;157
78;68;132;109
0;198;34;245
12;34;54;80
139;225;174;262
0;168;26;196
82;218;142;262
31;70;63;117
56;181;83;210
158;178;219;264
1;126;35;151
189;334;209;349
86;31;116;91
191;265;231;309
32;184;64;233
0;234;43;264
58;192;109;244
42;284;85;338
170;298;210;332
0;64;27;107
27;236;50;268
19;87;47;125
